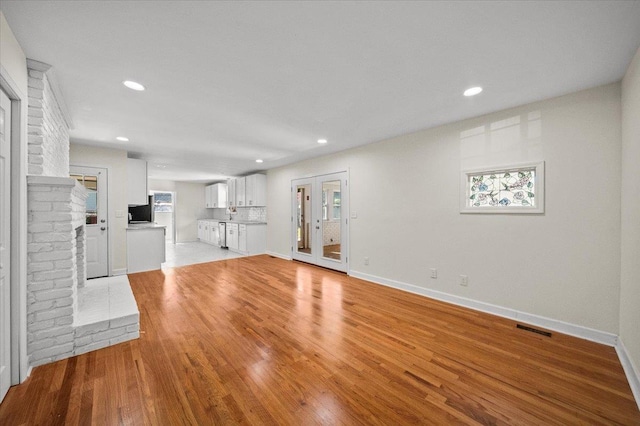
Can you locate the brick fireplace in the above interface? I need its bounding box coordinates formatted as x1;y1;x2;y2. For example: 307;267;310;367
25;59;139;368
27;176;88;365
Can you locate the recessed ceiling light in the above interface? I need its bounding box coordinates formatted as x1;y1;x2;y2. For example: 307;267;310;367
255;159;264;163
317;139;328;144
116;136;129;142
155;164;166;169
123;80;145;91
464;86;483;97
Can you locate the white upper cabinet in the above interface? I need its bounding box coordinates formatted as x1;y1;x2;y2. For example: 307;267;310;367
245;174;267;206
205;183;227;208
227;174;266;208
235;177;246;207
127;158;148;206
227;178;236;208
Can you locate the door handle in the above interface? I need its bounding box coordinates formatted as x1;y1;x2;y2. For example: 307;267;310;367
100;219;106;223
100;227;106;231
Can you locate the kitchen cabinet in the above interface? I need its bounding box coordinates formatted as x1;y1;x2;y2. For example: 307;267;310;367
205;183;227;208
197;220;207;240
235;177;246;207
127;225;166;273
245;174;267;206
127;158;148;206
231;223;266;255
227;178;236;208
238;224;247;253
208;220;219;245
226;223;239;251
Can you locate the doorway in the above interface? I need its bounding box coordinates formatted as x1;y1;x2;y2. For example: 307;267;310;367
0;88;12;401
150;191;176;243
291;172;349;272
70;166;109;278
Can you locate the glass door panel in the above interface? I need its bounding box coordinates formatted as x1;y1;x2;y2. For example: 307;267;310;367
293;181;313;258
321;180;341;261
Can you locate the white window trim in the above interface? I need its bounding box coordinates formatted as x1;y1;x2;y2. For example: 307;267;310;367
460;161;545;214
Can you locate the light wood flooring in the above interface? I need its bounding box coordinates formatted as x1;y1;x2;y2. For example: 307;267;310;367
1;255;638;424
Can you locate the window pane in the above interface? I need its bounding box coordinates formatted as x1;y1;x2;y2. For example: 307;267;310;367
153;192;173;212
71;174;99;224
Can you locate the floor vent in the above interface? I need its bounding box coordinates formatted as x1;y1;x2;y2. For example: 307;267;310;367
516;324;552;337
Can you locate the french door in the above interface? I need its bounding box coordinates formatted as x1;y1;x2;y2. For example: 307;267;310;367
291;172;348;272
70;166;109;278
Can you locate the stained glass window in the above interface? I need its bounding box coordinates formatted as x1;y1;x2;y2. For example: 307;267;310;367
461;162;544;214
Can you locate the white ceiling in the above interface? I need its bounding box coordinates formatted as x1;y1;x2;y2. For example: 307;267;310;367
2;1;640;182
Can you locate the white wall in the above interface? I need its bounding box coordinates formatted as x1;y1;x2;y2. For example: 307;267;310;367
149;179;207;243
268;83;622;335
69;144;128;274
620;47;640;394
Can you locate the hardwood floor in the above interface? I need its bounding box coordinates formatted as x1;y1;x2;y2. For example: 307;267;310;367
1;255;638;425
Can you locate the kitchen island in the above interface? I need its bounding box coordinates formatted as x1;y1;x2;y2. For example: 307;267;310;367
126;223;166;273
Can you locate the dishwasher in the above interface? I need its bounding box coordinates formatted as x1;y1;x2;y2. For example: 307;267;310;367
218;222;227;248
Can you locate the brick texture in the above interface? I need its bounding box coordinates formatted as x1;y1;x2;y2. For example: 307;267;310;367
27;66;69;177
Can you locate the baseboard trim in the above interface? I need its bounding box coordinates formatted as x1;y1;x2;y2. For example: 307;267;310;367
111;268;127;276
349;270;618;347
616;338;640;410
266;251;291;261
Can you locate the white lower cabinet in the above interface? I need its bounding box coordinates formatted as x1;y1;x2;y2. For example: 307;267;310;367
238;224;247;253
198;221;266;255
208;220;219;246
226;223;239;251
197;220;207;241
127;226;166;273
232;223;266;255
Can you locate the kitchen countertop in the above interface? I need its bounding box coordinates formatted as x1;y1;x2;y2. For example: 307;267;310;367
198;219;267;225
127;222;167;230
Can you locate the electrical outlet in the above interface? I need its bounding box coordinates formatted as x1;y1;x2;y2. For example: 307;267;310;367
364;257;369;266
430;268;437;279
459;275;468;286
351;211;358;219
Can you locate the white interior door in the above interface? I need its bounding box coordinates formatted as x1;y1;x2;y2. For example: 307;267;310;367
70;166;109;278
0;88;12;402
292;172;348;272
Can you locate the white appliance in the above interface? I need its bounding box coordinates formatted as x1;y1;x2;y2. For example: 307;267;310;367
219;222;227;248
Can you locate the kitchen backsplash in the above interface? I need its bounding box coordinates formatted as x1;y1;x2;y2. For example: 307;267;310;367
212;207;267;222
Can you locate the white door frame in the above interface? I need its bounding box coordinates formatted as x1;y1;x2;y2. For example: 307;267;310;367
291;171;349;273
1;67;29;385
70;165;110;278
1;87;13;400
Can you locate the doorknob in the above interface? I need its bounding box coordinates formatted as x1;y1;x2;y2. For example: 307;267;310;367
101;219;106;223
100;227;106;231
315;226;320;230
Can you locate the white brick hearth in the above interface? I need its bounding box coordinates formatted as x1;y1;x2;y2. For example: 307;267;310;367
75;275;139;356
